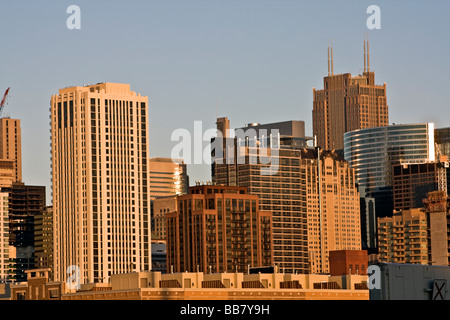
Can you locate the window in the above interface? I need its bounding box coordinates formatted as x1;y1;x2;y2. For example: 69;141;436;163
49;289;59;299
16;292;26;300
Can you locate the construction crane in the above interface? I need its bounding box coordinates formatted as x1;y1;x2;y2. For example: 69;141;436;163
0;87;10;117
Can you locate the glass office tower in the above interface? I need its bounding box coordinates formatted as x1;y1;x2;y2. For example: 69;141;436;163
344;123;435;252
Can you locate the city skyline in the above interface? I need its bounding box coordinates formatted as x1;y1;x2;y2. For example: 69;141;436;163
1;1;449;204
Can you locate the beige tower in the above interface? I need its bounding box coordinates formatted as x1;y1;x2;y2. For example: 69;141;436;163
51;83;150;284
312;39;388;151
0;118;22;183
303;150;361;274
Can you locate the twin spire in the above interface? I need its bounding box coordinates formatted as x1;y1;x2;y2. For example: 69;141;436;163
364;32;370;73
327;40;334;76
327;34;371;76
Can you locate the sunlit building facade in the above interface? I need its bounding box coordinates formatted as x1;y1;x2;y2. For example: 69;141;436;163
51;83;150;284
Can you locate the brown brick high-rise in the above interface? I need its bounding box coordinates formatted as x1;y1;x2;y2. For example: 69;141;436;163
313;40;388;151
166;185;272;273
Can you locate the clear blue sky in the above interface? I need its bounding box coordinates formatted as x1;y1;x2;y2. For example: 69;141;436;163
0;0;449;203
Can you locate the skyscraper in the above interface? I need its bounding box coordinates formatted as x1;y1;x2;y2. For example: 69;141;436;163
212;118;361;274
212;119;310;274
312;39;389;151
344;122;436;253
0;118;22;184
51;83;150;284
302;149;361;274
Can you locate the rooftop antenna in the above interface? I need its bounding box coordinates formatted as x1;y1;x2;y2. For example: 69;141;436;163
364;33;367;73
327;40;331;76
331;40;334;75
367;32;370;72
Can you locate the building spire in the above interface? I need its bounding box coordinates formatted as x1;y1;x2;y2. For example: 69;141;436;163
331;40;334;75
327;41;331;76
364;33;367;73
367;33;370;72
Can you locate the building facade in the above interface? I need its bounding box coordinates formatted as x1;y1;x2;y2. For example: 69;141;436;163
0;192;9;281
0;118;22;184
312;41;389;151
303;149;361;274
34;206;53;276
212;119;310;274
152;195;177;240
166;185;272;274
344;123;436;253
435;127;450;158
149;157;188;240
212;118;361;274
8;268;369;300
392;162;449;211
50;83;151;284
377;208;429;265
1;183;46;282
0;159;14;188
329;250;368;276
149;157;188;199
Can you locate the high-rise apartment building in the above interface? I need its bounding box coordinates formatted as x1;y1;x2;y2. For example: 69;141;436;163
51;83;150;284
166;185;272;274
0;118;22;184
152;195;177;240
2;183;46;282
312;40;389;151
34;206;53;276
377;208;429;265
378;191;450;266
212;118;361;274
0;192;9;281
0;159;14;188
212;119;309;274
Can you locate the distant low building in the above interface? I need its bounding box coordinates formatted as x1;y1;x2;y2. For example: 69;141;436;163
329;250;368;277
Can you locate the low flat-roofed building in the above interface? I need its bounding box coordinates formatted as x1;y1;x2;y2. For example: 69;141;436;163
60;270;368;300
10;268;65;300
